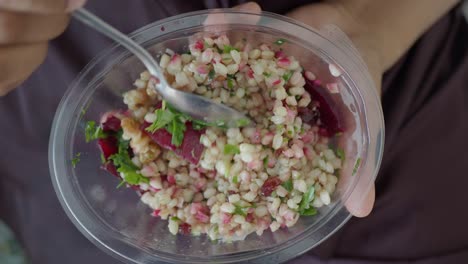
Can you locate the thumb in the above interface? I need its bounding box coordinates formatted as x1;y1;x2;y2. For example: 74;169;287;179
232;2;262;12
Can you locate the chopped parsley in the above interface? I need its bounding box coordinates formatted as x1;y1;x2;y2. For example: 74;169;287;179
71;153;81;168
282;71;293;81
263;72;272;78
263;156;269;167
227;74;236;79
208;69;215;80
232;175;239;184
109;135;149;186
233;204;249;216
223;45;239;53
224;144;240;155
300;207;317;216
274;38;287;45
85;121;107;142
298;186;315;215
336;148;345;161
146;101;241;147
171;216;180;221
227;78;235;89
235;118;250;127
281;179;293;192
352;158;361;176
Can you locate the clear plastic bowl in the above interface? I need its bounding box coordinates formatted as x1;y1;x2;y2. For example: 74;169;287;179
49;10;384;264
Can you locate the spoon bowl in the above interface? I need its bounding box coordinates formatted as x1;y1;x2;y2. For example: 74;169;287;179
73;8;252;127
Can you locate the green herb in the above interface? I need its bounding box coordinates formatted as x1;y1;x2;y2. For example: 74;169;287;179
227;74;236;79
208;69;215;80
352;158;361;176
282;71;293;81
167;118;186;147
336;148;345;161
281;179;293;192
85;121;107;142
71;153;81;168
171;216;180;221
145;108;176;133
300;207;317;216
116;180;126;189
263;156;269;167
232;175;239;184
233;204;248;216
235;118;250;127
274;38;287;45
223;45;239;53
100;152;106;164
263;72;271;78
109;136;149;186
227;78;235;89
146;101;248;147
298;186;315;214
224;144;240;155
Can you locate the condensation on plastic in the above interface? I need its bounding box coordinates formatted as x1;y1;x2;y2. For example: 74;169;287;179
49;10;385;264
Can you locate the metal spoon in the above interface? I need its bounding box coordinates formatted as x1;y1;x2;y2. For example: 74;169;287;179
73;8;251;128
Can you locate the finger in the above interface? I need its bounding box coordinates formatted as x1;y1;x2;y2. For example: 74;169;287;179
0;42;48;96
203;2;262;26
0;11;69;44
232;2;261;12
0;0;86;14
345;185;375;217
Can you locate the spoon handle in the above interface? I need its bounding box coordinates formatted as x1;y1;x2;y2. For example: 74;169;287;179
73;8;164;83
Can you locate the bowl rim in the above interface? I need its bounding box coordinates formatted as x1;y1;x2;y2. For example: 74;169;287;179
49;8;384;264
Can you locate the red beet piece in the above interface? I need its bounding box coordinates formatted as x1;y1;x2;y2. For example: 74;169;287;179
302;77;344;136
245;213;255;223
179;223;192;235
261;177;282;196
102;162;119;178
101;116;121;132
98;136;118;160
142;122;205;164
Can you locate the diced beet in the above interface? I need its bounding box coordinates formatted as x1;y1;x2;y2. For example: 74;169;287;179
142;122;205;164
151;209;161;217
302;77;344;136
196;211;210;223
179;223;192;235
98;136;118;160
167;175;176;185
260;177;282;196
102;162;119;178
101;116;121;132
274;50;286;59
245;213;255;223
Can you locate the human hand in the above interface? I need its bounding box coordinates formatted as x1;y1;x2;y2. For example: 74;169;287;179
287;3;382;217
0;0;86;96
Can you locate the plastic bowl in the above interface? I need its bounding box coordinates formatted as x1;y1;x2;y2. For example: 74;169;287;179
49;9;384;264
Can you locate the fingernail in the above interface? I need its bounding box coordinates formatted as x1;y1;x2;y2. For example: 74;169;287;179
66;0;86;12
